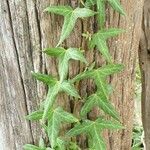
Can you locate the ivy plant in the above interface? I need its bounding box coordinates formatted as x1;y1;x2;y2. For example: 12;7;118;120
24;0;126;149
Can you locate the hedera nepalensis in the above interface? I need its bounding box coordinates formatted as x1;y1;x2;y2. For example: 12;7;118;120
23;0;126;150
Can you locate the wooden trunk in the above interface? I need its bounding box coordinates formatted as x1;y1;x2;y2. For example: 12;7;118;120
139;0;150;149
0;0;143;149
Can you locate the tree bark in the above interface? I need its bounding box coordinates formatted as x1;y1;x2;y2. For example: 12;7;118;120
0;0;143;150
139;0;150;149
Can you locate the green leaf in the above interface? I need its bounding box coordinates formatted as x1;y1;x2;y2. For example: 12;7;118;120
96;92;120;120
72;70;94;83
44;6;73;16
61;81;80;98
47;107;78;148
74;8;96;18
90;34;111;62
44;47;66;57
81;94;97;117
96;118;124;129
25;110;43;121
89;126;106;150
96;0;106;28
23;144;44;150
32;72;57;86
55;107;79;123
57;12;76;46
107;0;126;15
97;28;125;39
67;48;87;63
42;83;60;120
46;6;95;46
47;109;61;148
96;64;124;77
85;0;96;8
67;120;94;136
58;48;87;81
56;138;66;150
39;137;45;149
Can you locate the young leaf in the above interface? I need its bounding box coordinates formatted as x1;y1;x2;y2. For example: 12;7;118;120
44;47;65;57
23;144;44;150
26;110;43;121
61;81;80;98
42;83;60;120
31;72;57;86
39;137;45;149
44;6;73;16
107;0;126;15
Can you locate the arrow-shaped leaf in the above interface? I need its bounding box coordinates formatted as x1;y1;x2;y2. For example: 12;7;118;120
58;48;87;81
45;6;96;46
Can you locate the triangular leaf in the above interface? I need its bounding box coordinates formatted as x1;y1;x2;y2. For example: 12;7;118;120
31;72;57;86
44;6;73;16
39;137;46;149
107;0;126;15
85;0;96;8
61;81;80;98
44;47;65;57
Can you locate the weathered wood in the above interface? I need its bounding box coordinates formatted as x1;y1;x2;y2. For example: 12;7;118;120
0;0;143;149
139;0;150;149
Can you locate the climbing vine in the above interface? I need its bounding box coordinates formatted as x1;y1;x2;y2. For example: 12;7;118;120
23;0;125;149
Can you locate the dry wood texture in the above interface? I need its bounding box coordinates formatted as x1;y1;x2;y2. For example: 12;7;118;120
0;0;143;150
139;0;150;149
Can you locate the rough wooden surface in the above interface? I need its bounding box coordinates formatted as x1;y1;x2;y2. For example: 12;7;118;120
0;0;143;149
139;0;150;149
